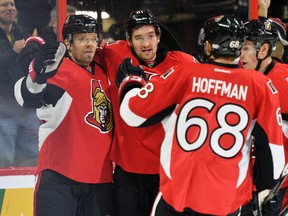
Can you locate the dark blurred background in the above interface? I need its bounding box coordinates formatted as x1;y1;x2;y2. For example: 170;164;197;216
15;0;288;57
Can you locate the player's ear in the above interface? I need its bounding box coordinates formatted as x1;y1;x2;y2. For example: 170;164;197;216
204;40;212;56
258;43;270;59
64;39;71;50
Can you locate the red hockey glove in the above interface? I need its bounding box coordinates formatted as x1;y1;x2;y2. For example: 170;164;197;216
29;42;66;84
17;36;45;74
116;58;147;98
24;36;45;47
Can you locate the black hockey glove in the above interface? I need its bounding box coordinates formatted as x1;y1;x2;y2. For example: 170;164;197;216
261;193;281;216
29;41;66;84
116;58;148;102
17;36;45;74
116;58;147;88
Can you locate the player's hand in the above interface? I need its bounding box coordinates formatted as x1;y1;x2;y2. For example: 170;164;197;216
17;36;45;74
115;58;147;89
29;42;66;84
258;0;270;17
261;194;281;216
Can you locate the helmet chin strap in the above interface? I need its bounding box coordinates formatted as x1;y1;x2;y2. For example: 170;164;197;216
255;52;270;71
254;42;271;71
255;59;262;71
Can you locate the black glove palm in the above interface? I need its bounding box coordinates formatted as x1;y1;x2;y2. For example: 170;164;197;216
17;36;45;76
115;58;147;88
17;42;41;74
262;194;281;216
30;42;66;84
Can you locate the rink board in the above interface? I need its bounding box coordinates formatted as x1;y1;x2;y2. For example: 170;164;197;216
0;167;36;216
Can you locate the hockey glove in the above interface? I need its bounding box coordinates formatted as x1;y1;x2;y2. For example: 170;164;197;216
256;189;282;216
116;58;147;87
261;193;281;216
29;41;66;84
17;36;45;74
116;58;147;101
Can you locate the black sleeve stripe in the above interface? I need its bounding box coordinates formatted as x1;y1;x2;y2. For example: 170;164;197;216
21;77;44;108
41;83;65;107
282;113;288;121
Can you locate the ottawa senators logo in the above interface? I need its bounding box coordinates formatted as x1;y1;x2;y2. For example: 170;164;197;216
85;80;113;132
263;21;272;31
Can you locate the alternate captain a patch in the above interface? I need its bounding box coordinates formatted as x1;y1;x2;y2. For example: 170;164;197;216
267;80;278;94
85;80;113;132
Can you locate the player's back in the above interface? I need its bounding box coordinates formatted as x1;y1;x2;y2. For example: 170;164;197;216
148;61;284;214
161;64;281;214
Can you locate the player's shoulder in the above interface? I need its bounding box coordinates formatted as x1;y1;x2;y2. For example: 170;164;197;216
167;50;199;63
102;40;128;49
267;62;288;83
234;67;270;81
236;68;275;94
169;60;201;73
101;40;131;57
273;61;288;72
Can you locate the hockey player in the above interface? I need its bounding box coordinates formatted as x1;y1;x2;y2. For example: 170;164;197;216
96;9;198;216
240;18;288;216
116;15;285;215
14;15;115;215
258;0;288;64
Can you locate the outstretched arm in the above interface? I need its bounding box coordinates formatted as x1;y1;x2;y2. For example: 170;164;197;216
258;0;270;18
14;41;66;108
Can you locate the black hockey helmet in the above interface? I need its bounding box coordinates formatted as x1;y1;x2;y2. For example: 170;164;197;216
202;15;244;57
268;17;288;46
244;19;278;53
62;14;102;43
126;9;161;39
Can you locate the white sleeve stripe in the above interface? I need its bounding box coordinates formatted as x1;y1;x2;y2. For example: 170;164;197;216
270;143;285;179
120;89;147;127
37;92;72;149
14;77;25;106
26;75;46;93
150;192;162;216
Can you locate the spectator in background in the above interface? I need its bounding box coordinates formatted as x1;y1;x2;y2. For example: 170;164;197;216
40;4;76;43
14;0;55;36
0;0;39;167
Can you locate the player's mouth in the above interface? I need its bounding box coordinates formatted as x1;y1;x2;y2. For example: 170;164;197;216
84;51;95;54
142;49;152;53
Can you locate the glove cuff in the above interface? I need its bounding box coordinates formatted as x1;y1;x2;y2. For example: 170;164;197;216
28;59;38;82
118;75;146;103
24;36;45;47
119;75;146;95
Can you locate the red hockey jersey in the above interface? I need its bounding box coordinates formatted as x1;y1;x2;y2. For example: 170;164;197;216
15;58;114;183
266;61;288;189
120;62;285;214
98;40;197;174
